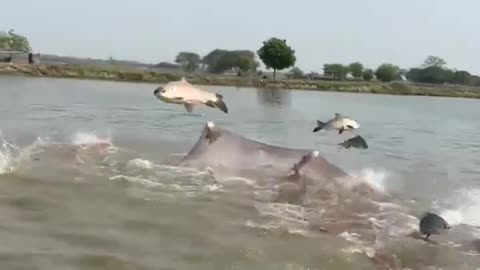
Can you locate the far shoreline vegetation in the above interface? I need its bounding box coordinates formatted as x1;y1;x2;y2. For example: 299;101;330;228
1;30;480;99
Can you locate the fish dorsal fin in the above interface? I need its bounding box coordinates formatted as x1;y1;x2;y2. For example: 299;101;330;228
334;113;343;119
184;103;195;113
205;121;221;144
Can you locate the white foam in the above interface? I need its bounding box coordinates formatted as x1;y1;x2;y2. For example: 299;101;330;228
439;188;480;227
348;168;389;193
341;246;376;258
127;158;154;169
439;209;464;226
312;150;319;157
109;175;163;187
338;231;361;242
0;133;17;174
70;131;112;146
221;176;257;186
0;151;12;174
207;121;215;128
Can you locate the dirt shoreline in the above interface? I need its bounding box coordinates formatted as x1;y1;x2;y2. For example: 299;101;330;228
1;63;480;99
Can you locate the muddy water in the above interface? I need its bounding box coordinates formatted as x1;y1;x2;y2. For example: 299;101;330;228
0;75;480;269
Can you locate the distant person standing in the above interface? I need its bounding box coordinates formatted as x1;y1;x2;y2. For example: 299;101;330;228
28;52;41;64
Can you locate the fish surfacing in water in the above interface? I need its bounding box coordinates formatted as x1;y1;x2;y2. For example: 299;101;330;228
338;135;368;149
153;77;228;113
419;212;451;241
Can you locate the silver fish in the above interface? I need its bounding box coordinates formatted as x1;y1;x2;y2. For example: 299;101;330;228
313;113;360;134
153;77;228;113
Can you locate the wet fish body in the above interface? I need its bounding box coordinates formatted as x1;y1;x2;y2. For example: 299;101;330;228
338;135;368;149
313;113;360;134
419;212;451;240
153;77;228;113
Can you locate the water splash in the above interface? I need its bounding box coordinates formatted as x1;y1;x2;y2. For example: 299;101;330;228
344;168;390;193
70;131;112;146
439;188;480;227
0;131;19;174
126;158;154;169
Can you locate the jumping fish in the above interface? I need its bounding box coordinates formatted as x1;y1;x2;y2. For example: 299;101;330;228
313;113;360;134
153;77;228;113
338;135;368;149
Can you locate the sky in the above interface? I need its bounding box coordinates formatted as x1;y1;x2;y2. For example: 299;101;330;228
1;0;479;73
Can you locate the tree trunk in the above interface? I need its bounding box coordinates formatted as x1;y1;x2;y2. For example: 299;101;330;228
273;69;277;79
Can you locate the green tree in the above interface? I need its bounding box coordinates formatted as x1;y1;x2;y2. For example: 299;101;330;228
229;50;257;75
202;49;228;68
406;68;422;82
175;52;201;72
0;29;31;52
257;37;296;79
236;56;256;75
202;49;257;75
422;56;446;68
362;69;374;81
348;62;364;79
323;64;349;80
407;66;457;84
470;75;480;87
423;66;454;84
452;70;471;85
288;67;304;79
375;64;400;82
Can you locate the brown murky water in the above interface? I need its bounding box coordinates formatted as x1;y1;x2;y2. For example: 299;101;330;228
0;75;480;269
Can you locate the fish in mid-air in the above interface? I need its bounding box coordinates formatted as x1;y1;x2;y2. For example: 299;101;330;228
419;212;451;241
153;77;228;113
338;135;368;149
313;113;360;134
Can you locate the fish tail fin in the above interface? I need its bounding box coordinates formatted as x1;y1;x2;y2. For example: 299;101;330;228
213;93;228;113
313;120;326;132
338;141;351;149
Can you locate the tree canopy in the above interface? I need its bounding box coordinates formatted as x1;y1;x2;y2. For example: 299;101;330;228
375;64;400;82
348;62;364;79
403;57;477;86
362;69;374;81
0;29;32;53
202;49;257;75
175;52;201;72
323;64;349;80
287;67;304;79
257;38;296;79
452;70;472;85
169;47;480;87
422;56;446;68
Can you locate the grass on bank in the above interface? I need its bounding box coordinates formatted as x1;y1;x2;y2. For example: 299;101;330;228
1;63;480;99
